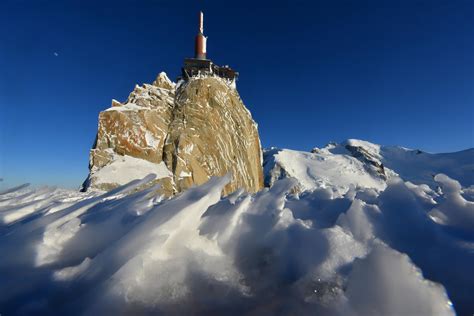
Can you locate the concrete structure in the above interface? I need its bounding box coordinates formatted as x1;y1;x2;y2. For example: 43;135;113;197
180;11;238;82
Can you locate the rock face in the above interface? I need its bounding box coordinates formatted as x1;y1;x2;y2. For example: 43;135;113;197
338;143;387;180
82;73;264;196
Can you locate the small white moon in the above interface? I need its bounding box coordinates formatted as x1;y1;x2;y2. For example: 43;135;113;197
54;52;59;57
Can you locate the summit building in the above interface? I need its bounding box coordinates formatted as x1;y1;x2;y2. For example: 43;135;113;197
180;12;238;82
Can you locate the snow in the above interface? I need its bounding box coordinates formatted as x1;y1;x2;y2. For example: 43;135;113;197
428;174;474;230
105;102;145;112
331;139;474;187
90;154;171;187
0;139;472;314
266;139;474;196
179;170;192;178
343;139;382;158
0;187;95;225
183;143;194;154
144;130;160;148
264;148;386;196
156;71;176;88
346;244;454;316
379;146;474;187
2;168;472;314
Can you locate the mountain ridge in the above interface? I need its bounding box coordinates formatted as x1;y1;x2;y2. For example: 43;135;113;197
264;139;473;196
82;72;264;196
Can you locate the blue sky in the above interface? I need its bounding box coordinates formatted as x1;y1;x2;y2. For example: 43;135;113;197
1;0;473;189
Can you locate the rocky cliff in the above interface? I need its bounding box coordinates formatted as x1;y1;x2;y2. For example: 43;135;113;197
82;73;264;196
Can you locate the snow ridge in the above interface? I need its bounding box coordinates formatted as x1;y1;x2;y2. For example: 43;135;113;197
2;168;473;314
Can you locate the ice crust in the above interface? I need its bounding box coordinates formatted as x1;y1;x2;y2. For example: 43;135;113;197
1;170;471;315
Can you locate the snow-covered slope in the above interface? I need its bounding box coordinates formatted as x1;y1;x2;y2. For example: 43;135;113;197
264;139;474;196
85;154;172;189
332;139;474;187
380;146;473;187
1;170;473;315
264;148;387;196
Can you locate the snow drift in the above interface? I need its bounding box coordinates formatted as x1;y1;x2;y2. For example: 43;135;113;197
1;166;473;314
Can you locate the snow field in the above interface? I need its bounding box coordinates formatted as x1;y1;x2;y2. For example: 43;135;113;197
1;171;471;315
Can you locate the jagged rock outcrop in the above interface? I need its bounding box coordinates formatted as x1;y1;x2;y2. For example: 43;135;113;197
340;143;387;180
163;77;263;195
82;73;264;196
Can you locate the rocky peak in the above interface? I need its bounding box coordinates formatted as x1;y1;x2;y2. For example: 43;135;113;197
153;72;175;90
342;143;387;180
82;73;264;196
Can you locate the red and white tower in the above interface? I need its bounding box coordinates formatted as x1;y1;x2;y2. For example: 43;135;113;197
181;11;237;81
195;11;207;60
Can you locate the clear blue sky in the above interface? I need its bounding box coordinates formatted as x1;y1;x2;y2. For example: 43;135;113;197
1;0;473;189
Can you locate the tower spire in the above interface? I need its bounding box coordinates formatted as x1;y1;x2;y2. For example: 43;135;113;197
199;11;204;34
182;11;238;81
195;11;207;59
